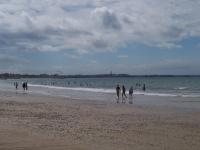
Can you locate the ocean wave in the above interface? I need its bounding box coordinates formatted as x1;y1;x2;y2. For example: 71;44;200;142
133;91;178;97
28;84;115;93
174;87;188;90
28;84;200;98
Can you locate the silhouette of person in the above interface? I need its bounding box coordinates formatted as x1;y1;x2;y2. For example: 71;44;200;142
22;82;25;91
142;84;146;92
25;82;28;90
122;85;127;100
15;82;18;90
116;84;121;101
129;86;133;97
129;86;133;104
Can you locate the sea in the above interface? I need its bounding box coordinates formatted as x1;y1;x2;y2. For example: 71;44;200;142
0;76;200;101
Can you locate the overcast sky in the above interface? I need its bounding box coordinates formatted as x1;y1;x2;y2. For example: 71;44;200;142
0;0;200;75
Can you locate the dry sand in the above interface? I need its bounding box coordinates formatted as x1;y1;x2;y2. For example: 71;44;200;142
0;92;200;150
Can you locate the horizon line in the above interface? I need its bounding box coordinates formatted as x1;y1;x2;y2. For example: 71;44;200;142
0;73;200;77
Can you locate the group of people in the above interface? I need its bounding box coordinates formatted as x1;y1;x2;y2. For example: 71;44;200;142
22;82;28;91
116;84;146;103
116;85;133;101
14;82;28;91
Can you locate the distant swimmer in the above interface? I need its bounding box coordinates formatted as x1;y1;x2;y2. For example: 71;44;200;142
122;85;127;102
116;84;121;102
142;84;146;92
136;83;141;87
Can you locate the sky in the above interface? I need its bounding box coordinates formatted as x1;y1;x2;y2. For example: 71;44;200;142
0;0;200;75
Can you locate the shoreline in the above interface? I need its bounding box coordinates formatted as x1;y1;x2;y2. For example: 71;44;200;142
1;88;200;112
0;91;200;150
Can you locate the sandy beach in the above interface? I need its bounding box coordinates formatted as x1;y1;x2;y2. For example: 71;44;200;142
0;91;200;150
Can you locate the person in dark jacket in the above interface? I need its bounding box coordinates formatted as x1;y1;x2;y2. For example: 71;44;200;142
116;84;121;101
122;85;127;99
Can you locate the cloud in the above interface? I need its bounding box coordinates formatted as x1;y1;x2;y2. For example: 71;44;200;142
0;0;199;54
93;7;121;30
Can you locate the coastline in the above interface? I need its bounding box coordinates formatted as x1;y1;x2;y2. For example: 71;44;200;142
0;91;200;150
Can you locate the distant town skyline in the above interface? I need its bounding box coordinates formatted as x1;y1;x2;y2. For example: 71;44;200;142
0;0;200;75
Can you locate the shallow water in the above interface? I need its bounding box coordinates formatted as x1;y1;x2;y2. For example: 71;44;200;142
1;77;200;112
1;76;200;99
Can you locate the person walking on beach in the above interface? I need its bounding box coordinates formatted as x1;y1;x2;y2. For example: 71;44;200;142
14;82;18;90
122;85;127;103
116;84;121;102
129;86;133;97
22;82;25;91
25;82;28;90
129;86;133;104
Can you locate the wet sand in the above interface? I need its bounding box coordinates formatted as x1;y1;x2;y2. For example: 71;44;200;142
0;91;200;150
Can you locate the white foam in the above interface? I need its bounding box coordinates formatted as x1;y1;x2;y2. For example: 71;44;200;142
133;91;178;97
181;94;200;98
28;84;115;93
